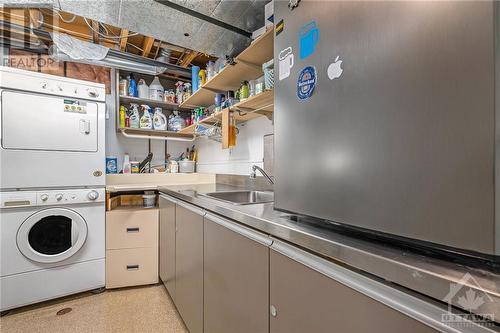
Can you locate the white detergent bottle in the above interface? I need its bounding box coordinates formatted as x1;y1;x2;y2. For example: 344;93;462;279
140;105;153;129
153;107;167;130
149;76;164;101
129;103;140;128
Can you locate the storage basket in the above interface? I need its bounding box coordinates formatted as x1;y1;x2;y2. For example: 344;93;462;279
262;59;274;90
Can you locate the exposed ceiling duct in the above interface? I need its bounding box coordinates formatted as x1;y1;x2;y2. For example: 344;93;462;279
3;0;269;58
0;20;192;78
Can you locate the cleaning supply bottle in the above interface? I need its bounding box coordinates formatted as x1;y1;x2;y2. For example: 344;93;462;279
139;104;153;129
149;76;164;101
129;103;140;128
122;153;131;174
175;81;184;104
191;65;200;92
128;74;138;97
153;107;167;130
137;79;149;99
119;105;126;128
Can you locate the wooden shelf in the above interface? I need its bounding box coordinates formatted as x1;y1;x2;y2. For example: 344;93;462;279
232;89;274;113
236;28;274;66
119;127;195;140
119;95;193;111
213;90;274;123
179;112;221;134
204;62;263;92
180;28;274;109
179;86;215;108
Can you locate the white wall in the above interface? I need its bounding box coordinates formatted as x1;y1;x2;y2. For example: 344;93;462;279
195;116;274;175
105;94;274;175
105;95;191;171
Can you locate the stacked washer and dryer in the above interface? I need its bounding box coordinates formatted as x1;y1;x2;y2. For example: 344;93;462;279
0;67;106;312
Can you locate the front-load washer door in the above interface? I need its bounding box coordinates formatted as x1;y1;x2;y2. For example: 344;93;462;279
1;90;98;152
16;208;88;263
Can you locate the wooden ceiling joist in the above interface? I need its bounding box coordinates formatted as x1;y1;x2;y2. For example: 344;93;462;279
180;51;199;68
141;36;155;57
28;9;43;28
90;20;100;44
119;28;129;51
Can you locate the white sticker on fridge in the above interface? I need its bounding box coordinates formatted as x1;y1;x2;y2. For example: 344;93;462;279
279;47;294;81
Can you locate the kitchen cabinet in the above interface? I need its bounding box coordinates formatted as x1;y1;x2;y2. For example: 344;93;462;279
105;193;158;289
175;202;204;333
159;195;176;300
203;213;271;333
269;243;439;333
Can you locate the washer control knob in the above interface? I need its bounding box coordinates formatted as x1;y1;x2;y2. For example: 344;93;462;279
87;89;99;98
40;194;49;201
55;193;63;201
87;190;99;201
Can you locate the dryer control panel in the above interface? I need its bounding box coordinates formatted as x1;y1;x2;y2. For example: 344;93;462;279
0;189;105;208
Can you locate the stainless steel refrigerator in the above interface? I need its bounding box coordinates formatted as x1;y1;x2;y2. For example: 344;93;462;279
273;0;499;259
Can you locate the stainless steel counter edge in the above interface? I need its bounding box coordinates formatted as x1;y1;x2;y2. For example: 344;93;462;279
159;185;500;330
271;239;493;333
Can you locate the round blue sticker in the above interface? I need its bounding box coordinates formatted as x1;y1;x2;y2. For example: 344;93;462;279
297;66;317;100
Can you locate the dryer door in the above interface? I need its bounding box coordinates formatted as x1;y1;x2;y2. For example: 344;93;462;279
17;208;88;263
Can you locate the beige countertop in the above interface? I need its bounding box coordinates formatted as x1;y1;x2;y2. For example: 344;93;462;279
106;173;215;192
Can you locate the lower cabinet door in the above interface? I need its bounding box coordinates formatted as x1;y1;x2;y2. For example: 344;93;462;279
204;214;271;333
159;195;176;300
175;202;204;333
269;249;439;333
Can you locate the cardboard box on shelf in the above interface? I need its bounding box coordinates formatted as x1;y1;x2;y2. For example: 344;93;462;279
265;1;274;28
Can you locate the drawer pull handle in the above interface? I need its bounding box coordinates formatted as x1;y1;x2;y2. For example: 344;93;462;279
126;265;140;270
126;227;140;233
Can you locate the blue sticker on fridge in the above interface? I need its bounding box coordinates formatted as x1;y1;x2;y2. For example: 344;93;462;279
298;21;319;59
297;66;317;100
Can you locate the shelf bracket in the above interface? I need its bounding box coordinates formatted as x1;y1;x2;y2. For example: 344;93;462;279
231;103;274;118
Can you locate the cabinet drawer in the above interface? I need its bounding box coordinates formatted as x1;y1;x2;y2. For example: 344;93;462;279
106;247;158;289
106;208;158;250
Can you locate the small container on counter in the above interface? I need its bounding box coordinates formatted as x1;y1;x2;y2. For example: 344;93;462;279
170;160;179;173
106;156;118;174
179;160;196;173
130;161;140;173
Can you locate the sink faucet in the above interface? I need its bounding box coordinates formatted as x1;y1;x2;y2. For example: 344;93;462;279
250;165;275;185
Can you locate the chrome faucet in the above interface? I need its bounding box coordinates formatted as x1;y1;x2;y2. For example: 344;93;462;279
250;165;275;185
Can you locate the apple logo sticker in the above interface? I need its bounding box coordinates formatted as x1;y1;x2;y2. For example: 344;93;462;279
327;55;343;80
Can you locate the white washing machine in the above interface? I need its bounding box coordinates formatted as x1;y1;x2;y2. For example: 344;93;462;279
0;188;105;311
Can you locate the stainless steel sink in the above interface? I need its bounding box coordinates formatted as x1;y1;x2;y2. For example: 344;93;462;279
199;190;274;205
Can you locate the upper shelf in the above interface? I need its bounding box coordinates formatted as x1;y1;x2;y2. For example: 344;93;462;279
119;95;193;111
180;28;274;108
235;28;274;66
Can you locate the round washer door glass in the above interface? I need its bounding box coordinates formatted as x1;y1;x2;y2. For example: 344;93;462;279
17;208;88;263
